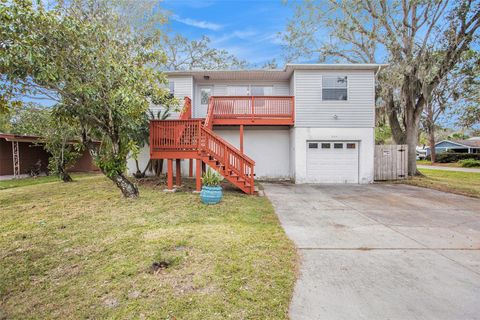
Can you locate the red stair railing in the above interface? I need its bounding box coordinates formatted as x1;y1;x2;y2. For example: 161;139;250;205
200;126;255;193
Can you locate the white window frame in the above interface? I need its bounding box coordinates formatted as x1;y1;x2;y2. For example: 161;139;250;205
321;75;349;101
227;84;274;96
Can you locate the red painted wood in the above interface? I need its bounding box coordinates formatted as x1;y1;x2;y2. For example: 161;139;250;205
210;96;294;124
196;159;202;191
179;97;192;120
148;96;295;194
189;159;193;177
240;124;244;154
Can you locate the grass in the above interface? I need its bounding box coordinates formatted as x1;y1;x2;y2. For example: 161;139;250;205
0;173;96;190
0;175;297;319
404;168;480;198
416;160;461;167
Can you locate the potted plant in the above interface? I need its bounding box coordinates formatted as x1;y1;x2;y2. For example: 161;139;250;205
200;169;223;204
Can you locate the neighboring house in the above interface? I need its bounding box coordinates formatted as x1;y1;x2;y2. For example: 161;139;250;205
0;133;99;178
425;139;480;156
127;64;383;194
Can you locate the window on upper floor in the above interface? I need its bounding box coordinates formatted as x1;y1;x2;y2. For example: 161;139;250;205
168;80;175;95
227;85;273;96
227;86;249;96
322;76;347;101
251;86;273;96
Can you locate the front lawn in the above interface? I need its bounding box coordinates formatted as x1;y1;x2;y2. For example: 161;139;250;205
404;168;480;198
0;176;296;319
416;160;461;167
0;173;97;190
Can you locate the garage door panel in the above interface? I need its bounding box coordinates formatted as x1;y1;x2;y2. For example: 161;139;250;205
306;141;359;183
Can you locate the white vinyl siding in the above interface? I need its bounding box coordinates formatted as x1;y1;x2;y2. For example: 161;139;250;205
193;80;290;118
215;127;291;180
199;81;288;96
294;70;375;128
151;76;193;119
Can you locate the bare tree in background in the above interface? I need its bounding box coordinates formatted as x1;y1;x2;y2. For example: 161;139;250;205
161;34;247;71
283;0;480;175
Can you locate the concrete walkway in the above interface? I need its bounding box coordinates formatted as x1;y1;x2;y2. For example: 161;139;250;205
418;164;480;173
263;183;480;320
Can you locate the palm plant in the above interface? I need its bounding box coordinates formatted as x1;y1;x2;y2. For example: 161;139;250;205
132;108;172;178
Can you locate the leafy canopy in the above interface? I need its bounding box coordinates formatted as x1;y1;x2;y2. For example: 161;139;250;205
0;0;174;196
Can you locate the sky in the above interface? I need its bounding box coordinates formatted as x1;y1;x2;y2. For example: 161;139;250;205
161;0;295;66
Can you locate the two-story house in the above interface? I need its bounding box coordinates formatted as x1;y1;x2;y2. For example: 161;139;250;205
127;64;383;194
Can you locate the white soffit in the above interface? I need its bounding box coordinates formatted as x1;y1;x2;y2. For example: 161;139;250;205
166;64;386;81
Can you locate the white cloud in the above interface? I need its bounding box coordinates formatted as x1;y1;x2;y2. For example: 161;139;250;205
210;29;258;45
171;14;223;31
258;33;286;45
164;0;216;9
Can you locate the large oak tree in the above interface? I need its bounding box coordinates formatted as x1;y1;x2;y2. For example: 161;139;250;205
283;0;480;175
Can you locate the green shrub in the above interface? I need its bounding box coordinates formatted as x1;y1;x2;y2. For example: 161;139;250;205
201;169;223;187
430;153;480;163
458;159;480;168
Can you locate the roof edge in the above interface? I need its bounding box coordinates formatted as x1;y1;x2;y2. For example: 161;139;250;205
165;63;388;75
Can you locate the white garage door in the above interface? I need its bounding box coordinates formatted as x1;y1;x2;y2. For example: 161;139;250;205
306;141;359;183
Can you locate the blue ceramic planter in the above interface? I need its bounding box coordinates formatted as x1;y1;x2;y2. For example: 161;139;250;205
200;186;223;204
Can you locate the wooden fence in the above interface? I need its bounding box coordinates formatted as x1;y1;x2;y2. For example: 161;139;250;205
374;145;408;181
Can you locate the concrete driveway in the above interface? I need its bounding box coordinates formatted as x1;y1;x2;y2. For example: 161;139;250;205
263;183;480;320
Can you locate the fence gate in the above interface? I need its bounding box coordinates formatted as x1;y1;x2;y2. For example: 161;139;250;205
374;145;408;181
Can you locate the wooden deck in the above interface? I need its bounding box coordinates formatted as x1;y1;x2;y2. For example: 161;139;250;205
208;96;294;125
149;96;294;194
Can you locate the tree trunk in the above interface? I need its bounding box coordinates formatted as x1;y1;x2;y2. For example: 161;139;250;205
429;126;436;163
81;131;139;198
109;172;139;198
385;89;406;144
58;165;73;182
405;122;419;176
134;159;144;178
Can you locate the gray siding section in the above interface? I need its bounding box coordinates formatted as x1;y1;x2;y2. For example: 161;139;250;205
294;70;375;128
150;76;193;119
195;81;290;96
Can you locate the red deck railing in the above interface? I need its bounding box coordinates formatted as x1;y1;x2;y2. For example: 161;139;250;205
208;96;294;125
149;119;255;193
148;96;294;194
201;126;255;188
150;119;202;152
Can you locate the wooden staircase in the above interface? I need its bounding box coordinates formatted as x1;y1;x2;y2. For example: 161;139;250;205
151;97;255;194
198;99;255;194
199;126;255;194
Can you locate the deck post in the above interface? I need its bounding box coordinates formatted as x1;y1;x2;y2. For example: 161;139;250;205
189;159;193;177
196;159;202;192
175;159;181;186
239;124;244;154
167;159;173;190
